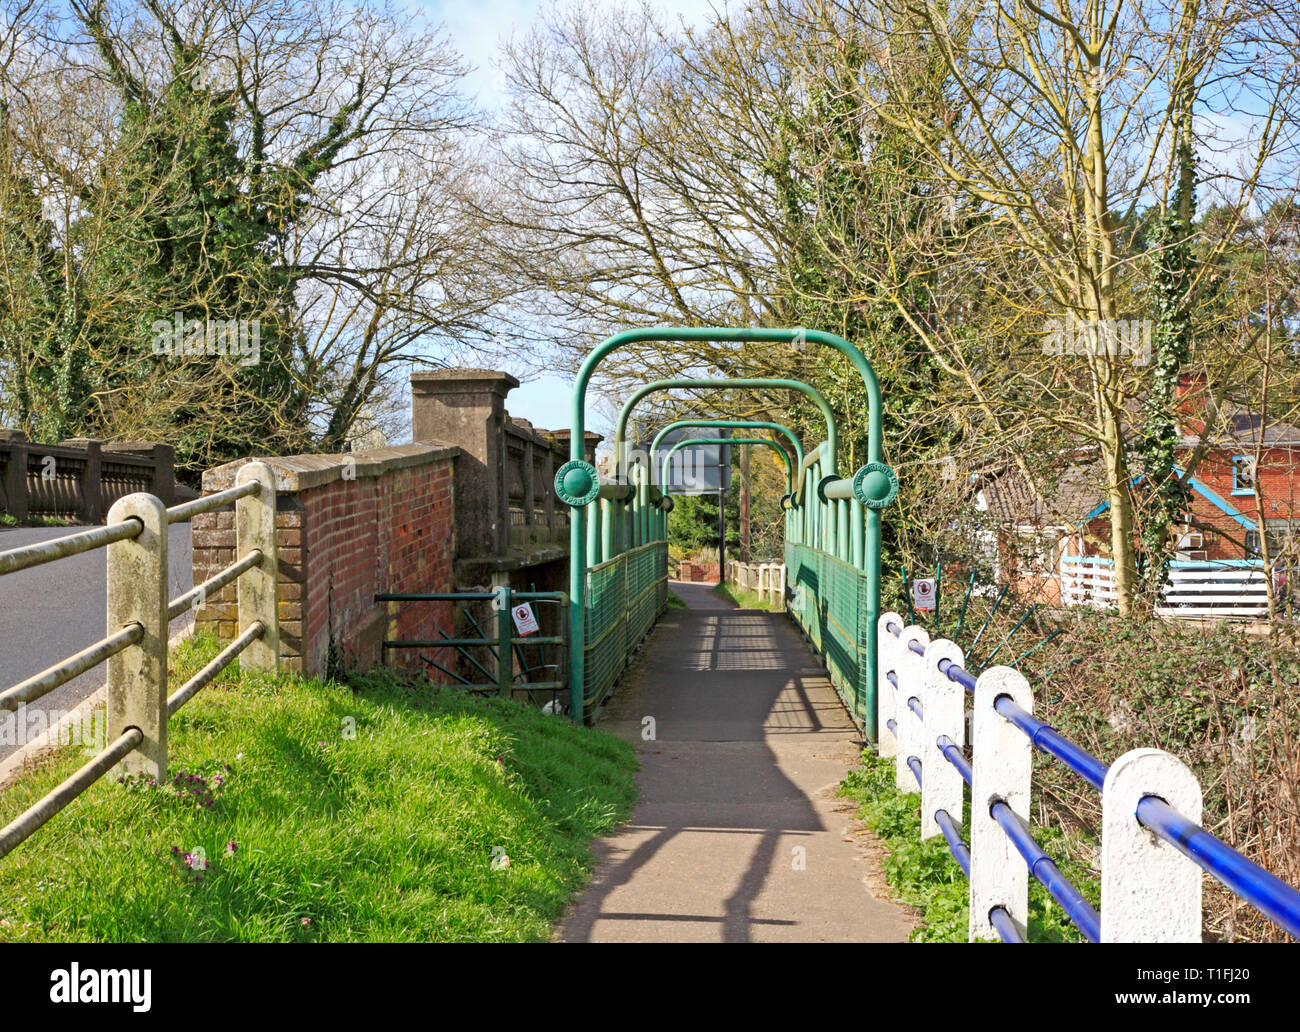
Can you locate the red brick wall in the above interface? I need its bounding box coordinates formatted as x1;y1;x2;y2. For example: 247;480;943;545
193;448;457;678
677;561;721;582
1183;447;1300;558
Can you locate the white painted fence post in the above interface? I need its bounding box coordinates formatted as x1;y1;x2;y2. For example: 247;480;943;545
969;666;1033;942
920;640;966;841
106;492;169;779
876;612;905;758
1101;748;1203;942
895;625;930;793
236;461;280;672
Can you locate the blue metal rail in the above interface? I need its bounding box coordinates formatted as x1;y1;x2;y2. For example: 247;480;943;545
936;808;970;876
1137;796;1300;939
910;756;1020;944
990;801;1101;943
989;906;1025;943
883;618;1300;942
937;734;972;786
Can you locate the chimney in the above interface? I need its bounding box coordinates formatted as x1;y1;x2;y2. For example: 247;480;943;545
1174;372;1207;435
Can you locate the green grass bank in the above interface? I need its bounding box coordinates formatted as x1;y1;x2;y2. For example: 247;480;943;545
0;635;637;942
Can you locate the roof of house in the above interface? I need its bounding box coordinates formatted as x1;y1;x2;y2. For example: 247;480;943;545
1179;406;1300;449
980;459;1108;528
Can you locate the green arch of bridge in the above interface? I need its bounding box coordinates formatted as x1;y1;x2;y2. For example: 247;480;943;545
660;436;796;495
649;419;805;481
614;377;838;479
558;326;888;730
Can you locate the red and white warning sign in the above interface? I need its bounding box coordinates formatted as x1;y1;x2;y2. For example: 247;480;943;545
912;578;936;611
511;603;540;636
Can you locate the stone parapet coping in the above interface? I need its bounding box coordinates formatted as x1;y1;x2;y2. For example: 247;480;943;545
201;442;459;493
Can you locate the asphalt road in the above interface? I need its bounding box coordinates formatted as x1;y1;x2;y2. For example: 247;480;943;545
0;523;193;763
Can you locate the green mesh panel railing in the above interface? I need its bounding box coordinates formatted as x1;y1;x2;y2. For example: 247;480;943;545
583;541;668;707
785;541;870;728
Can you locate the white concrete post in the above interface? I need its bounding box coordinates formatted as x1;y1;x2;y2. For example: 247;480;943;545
969;665;1033;942
876;611;905;758
236;461;280;672
921;639;966;841
1101;748;1203;943
895;625;930;793
106;492;169;779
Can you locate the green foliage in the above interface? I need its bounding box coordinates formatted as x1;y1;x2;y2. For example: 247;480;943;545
840;751;1095;943
713;583;780;610
0;634;638;942
668;481;740;552
1138;126;1196;588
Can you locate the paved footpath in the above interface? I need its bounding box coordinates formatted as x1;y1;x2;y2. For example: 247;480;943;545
562;582;915;943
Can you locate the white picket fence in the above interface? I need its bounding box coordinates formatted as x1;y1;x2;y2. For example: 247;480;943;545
1059;554;1116;608
1155;560;1270;619
1060;554;1275;619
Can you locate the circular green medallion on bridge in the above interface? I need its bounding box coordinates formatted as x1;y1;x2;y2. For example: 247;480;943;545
853;462;898;509
555;459;600;506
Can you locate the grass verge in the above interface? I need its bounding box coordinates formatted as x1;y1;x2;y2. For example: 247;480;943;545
713;582;780;610
839;750;1096;942
0;633;637;942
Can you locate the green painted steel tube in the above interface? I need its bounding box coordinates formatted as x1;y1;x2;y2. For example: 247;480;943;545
659;437;796;494
587;501;600;568
837;500;849;563
567;327;885;735
614;377;839;479
497;587;513;697
651;419;804;475
600;498;613;563
596;481;633;501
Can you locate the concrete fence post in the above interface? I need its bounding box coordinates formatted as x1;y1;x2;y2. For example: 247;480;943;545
895;625;930;792
969;666;1033;942
106;492;169;779
236;461;279;672
1102;748;1203;942
876;611;904;758
921;639;966;841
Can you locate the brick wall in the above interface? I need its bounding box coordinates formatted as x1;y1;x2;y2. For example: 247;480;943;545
1183;447;1300;558
677;561;721;582
192;444;458;678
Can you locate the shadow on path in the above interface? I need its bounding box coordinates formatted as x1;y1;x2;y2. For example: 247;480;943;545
561;581;914;943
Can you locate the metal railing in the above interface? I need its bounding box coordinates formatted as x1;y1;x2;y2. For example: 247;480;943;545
376;589;568;707
879;611;1300;942
0;461;280;862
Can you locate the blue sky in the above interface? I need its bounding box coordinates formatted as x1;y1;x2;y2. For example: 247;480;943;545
415;1;720;436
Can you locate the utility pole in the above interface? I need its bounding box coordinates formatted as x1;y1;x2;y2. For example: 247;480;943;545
739;444;750;561
717;485;726;586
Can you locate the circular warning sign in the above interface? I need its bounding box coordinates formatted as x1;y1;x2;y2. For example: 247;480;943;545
913;578;936;610
511;603;540;635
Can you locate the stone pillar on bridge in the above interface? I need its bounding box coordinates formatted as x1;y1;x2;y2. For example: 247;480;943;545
411;369;519;561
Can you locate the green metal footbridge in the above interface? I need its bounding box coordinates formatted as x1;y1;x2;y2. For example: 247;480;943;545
554;326;896;734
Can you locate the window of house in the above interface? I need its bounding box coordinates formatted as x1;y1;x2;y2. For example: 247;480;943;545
1246;519;1298;559
1231;455;1256;495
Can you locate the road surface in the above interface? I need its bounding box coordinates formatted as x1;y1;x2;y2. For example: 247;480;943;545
0;523;193;763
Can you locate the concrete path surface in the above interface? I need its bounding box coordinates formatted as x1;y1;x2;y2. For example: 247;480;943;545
561;582;915;943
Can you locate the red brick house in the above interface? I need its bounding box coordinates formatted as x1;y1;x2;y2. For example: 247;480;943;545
977;380;1300;615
